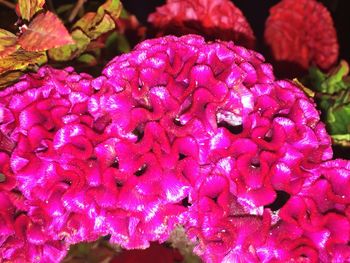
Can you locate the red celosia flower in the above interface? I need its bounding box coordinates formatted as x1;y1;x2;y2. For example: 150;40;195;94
265;0;339;70
110;242;183;263
148;0;255;48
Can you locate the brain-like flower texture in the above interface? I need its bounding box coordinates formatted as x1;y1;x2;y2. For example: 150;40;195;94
148;0;255;48
0;35;349;262
265;0;339;70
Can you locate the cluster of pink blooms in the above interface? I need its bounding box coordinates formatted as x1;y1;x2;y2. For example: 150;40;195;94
0;35;350;262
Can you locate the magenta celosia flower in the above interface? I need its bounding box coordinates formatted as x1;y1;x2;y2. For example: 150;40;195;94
148;0;255;48
265;0;339;70
0;191;68;262
0;35;348;262
263;159;350;262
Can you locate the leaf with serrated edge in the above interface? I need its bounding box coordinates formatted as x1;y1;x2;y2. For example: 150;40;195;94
48;29;90;61
73;0;121;40
89;14;115;40
73;12;115;40
309;61;349;94
321;60;349;94
0;48;47;74
0;29;19;59
101;0;122;21
17;0;45;21
47;0;121;61
327;104;350;134
18;11;74;51
73;12;99;35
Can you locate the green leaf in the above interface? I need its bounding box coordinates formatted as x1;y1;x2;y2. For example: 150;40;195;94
18;11;74;51
331;134;350;147
17;0;45;21
49;0;122;62
77;53;97;66
72;0;123;40
327;103;350;134
100;0;122;21
307;66;326;92
73;12;115;41
308;60;349;94
52;0;122;62
317;95;333;113
0;29;19;58
323;61;349;93
48;29;90;61
304;60;350;145
0;48;47;74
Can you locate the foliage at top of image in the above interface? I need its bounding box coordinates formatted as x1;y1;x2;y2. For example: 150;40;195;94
0;0;143;88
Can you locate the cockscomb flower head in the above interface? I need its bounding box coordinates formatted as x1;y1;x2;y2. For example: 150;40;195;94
0;35;349;263
265;0;339;71
148;0;255;48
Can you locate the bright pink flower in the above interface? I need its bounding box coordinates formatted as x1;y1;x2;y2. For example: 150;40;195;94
0;191;68;263
0;35;346;262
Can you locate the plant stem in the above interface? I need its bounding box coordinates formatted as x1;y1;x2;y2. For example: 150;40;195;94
0;0;16;9
68;0;85;22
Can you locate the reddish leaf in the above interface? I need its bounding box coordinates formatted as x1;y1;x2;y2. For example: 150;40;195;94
265;0;338;70
18;11;74;51
0;29;19;58
0;48;47;74
48;29;90;61
17;0;45;20
47;0;121;62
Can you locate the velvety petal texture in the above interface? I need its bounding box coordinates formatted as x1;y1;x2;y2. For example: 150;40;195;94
0;35;348;263
265;0;339;70
148;0;255;48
